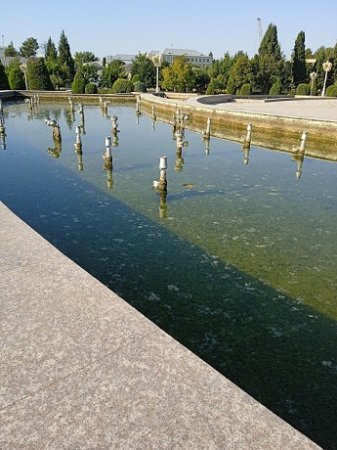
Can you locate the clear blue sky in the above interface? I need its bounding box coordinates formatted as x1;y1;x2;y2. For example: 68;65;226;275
1;0;337;59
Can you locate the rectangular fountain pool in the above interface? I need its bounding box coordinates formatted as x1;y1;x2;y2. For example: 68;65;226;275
1;101;337;449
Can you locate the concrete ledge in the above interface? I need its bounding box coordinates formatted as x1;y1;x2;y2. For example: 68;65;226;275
0;202;320;449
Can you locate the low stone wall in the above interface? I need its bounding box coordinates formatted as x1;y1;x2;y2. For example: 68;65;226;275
140;93;337;161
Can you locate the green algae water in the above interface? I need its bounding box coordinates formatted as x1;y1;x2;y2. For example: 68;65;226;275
1;101;337;449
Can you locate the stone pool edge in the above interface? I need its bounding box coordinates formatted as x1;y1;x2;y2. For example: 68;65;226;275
0;201;320;449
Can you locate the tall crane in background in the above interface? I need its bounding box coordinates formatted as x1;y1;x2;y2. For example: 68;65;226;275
257;18;263;46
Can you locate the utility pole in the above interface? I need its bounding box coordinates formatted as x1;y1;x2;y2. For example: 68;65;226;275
257;18;263;46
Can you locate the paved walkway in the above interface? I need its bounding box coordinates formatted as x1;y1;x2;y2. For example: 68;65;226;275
186;96;337;123
0;201;320;449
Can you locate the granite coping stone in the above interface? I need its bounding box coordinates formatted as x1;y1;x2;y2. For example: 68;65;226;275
0;201;321;449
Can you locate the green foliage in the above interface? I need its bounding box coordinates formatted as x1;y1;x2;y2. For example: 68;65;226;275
208;52;233;87
296;83;310;95
100;60;126;88
45;37;57;63
133;81;147;92
6;58;25;89
258;24;282;60
205;76;224;94
269;79;282;95
111;78;133;93
4;41;19;57
26;58;54;90
193;68;210;93
326;84;337;97
130;53;155;87
85;82;98;94
226;54;253;94
58;30;75;84
0;61;10;89
20;37;39;58
71;71;86;93
239;83;251;95
132;74;141;83
161;56;195;92
74;52;97;68
292;31;307;85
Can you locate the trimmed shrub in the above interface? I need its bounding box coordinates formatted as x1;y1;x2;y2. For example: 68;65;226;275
269;80;282;95
111;78;133;93
133;81;146;92
131;74;141;83
239;83;251;96
85;82;98;94
71;71;86;94
26;58;53;90
326;84;337;97
296;83;310;96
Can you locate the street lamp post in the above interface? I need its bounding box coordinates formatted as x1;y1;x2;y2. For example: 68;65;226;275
309;71;317;96
321;61;332;97
20;63;28;90
151;53;163;93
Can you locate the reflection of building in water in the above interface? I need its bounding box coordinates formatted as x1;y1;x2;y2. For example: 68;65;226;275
293;151;305;179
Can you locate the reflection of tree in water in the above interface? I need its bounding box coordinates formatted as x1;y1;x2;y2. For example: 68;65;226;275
47;140;62;158
63;109;75;130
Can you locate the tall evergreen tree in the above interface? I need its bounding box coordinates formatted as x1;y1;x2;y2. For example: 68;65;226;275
292;31;307;85
26;58;54;90
45;37;58;63
254;23;284;94
226;53;253;94
131;54;156;87
0;60;10;90
57;30;75;84
4;41;19;57
258;24;282;60
20;37;39;58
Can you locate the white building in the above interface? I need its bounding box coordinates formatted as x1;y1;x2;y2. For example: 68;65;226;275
159;48;213;68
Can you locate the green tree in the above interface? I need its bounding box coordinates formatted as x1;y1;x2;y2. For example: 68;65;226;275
71;71;86;93
4;41;19;57
205;75;224;94
253;23;284;94
313;47;328;92
193;67;210;93
26;58;53;90
0;60;10;90
58;30;75;85
226;53;253;94
292;31;307;85
45;37;58;63
161;56;195;92
6;58;25;89
20;37;39;58
130;53;155;87
330;42;337;85
100;60;126;88
258;24;282;60
209;52;234;88
74;51;97;68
